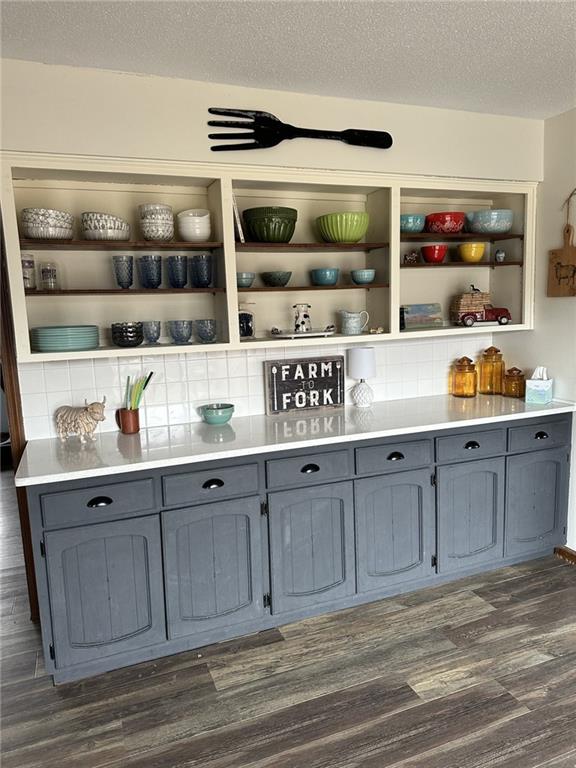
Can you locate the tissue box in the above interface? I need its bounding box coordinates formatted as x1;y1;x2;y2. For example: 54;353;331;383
525;378;554;404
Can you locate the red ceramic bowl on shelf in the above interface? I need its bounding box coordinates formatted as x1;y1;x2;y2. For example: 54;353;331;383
425;211;466;234
421;244;448;263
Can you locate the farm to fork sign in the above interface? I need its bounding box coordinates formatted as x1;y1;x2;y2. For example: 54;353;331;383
265;356;345;414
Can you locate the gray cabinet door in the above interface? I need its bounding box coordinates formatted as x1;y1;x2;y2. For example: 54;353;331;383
506;448;569;556
44;516;165;669
355;469;435;593
437;458;505;573
268;482;354;614
162;497;264;639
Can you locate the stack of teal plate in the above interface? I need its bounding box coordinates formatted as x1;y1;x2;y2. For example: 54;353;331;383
30;325;100;352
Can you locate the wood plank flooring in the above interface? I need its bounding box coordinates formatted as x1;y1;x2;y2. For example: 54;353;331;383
2;470;576;767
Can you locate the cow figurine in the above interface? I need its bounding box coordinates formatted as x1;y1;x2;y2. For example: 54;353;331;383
293;303;312;334
55;397;106;443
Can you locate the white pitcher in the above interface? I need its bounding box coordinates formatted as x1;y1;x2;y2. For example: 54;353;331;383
339;310;369;335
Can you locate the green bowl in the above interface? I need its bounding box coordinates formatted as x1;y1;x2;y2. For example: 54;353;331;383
261;271;292;287
316;212;369;243
244;216;296;243
200;403;234;425
243;206;297;220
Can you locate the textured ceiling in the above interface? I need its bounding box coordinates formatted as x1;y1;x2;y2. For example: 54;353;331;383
2;0;575;118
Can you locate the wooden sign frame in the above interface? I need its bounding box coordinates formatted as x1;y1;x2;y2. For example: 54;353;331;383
547;224;576;297
264;356;345;414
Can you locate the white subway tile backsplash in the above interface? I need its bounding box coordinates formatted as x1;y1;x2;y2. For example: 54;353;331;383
207;357;228;380
18;335;495;440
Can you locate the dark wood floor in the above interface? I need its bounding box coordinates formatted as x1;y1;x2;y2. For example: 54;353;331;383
2;470;576;768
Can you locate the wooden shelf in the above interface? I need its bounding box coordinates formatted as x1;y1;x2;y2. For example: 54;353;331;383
235;241;389;251
25;288;224;295
238;283;389;292
400;261;523;269
19;240;223;251
401;233;524;242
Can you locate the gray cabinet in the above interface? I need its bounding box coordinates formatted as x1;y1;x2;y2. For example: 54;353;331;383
505;448;569;556
268;482;355;614
162;497;264;639
437;458;505;573
355;469;435;592
44;515;165;669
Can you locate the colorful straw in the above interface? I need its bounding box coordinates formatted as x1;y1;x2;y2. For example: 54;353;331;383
124;372;154;411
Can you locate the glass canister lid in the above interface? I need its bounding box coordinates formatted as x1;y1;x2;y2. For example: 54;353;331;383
505;366;524;378
482;346;503;360
454;356;476;370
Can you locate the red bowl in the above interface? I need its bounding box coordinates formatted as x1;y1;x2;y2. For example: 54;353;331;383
425;211;466;234
421;244;448;263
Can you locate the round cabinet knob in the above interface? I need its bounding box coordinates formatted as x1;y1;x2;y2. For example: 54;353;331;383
87;496;113;508
386;452;405;461
301;463;320;474
535;431;549;440
202;478;225;489
464;441;480;450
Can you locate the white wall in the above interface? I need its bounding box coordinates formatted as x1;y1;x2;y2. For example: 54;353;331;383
499;108;576;547
1;59;543;181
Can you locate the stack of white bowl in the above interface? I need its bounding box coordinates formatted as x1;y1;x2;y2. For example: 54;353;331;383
139;204;174;242
81;212;130;241
21;208;74;240
177;209;211;242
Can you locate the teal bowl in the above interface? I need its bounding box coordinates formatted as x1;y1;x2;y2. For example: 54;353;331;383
310;267;340;286
400;214;426;233
237;271;256;288
200;403;235;425
350;269;376;285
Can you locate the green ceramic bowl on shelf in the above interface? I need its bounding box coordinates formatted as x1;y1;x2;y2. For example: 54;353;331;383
316;212;369;243
200;403;235;425
242;206;298;243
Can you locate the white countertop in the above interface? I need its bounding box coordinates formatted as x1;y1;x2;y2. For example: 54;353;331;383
15;395;575;487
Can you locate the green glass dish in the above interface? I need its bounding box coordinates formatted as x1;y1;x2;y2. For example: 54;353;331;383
242;206;297;220
244;216;296;243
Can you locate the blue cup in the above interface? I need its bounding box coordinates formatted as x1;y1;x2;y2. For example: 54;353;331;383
143;320;161;344
168;320;193;344
190;252;213;288
167;255;188;288
112;255;133;289
137;255;162;289
195;318;217;343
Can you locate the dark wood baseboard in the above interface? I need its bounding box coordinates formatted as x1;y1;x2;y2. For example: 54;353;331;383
555;546;576;566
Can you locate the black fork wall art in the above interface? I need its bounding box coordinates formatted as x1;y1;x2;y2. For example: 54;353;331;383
208;108;393;151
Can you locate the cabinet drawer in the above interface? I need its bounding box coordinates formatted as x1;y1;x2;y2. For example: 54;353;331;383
436;429;506;463
266;450;350;490
162;464;259;507
41;478;156;529
508;420;572;453
355;440;432;475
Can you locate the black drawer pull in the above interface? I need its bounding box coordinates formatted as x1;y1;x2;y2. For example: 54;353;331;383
464;441;480;450
387;451;405;461
203;478;225;489
87;496;113;508
535;431;549;440
301;463;320;474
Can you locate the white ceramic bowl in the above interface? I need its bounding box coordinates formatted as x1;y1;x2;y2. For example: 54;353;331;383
139;203;173;218
21;223;74;240
177;208;211;220
141;221;174;241
21;208;74;227
83;228;130;241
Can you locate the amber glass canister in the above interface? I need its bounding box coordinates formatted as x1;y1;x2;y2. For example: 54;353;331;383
503;367;526;398
478;346;505;394
452;357;477;397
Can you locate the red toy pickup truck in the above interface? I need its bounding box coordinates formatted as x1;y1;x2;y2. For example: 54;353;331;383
457;304;512;327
